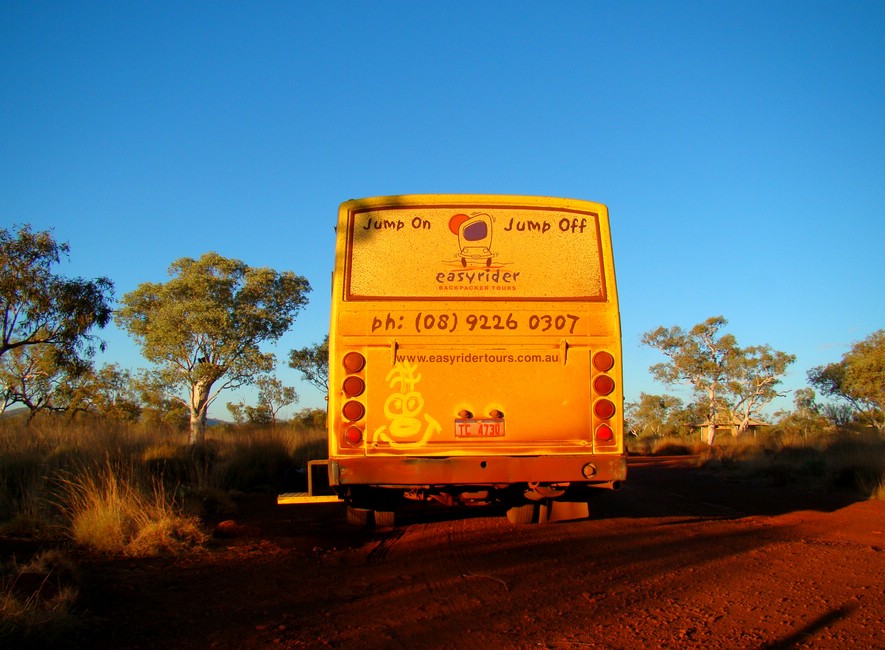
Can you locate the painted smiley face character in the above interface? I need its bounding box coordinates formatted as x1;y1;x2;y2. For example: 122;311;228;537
450;212;497;268
383;391;425;441
373;362;441;448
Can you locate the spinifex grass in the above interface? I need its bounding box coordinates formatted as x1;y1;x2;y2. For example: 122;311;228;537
56;460;206;556
1;549;81;646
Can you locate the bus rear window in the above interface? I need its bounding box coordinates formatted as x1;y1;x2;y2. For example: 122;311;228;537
344;204;607;301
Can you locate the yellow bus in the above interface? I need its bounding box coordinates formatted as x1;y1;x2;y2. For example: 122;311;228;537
323;194;624;525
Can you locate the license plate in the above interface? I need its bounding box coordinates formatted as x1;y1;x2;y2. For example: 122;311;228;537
454;419;505;438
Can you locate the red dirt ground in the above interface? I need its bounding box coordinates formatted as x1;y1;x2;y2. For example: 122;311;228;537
17;458;885;648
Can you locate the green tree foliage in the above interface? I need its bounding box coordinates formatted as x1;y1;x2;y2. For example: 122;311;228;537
642;316;738;445
808;330;885;433
59;363;142;421
291;406;327;430
116;252;311;445
227;375;298;426
288;335;329;394
0;226;113;415
0;225;113;363
727;345;796;433
0;338;85;420
254;375;298;425
642;316;795;445
625;393;691;438
773;388;831;439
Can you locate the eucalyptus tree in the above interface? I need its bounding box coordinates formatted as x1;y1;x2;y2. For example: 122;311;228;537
0;339;67;419
0;225;113;413
727;345;796;433
288;335;329;394
59;363;142;421
227;375;298;426
642;316;794;445
642;316;740;445
625;393;689;439
809;329;884;433
116;252;311;445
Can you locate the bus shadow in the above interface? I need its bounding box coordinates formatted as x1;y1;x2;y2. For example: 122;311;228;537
588;458;863;521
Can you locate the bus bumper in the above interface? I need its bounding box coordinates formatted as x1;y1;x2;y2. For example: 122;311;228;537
329;453;627;488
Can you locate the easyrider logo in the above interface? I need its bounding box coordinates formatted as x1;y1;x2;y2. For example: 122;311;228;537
437;212;520;291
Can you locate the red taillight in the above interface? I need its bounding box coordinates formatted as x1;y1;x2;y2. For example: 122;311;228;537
342;375;365;398
595;424;614;442
344;426;363;445
593;374;615;395
593;351;614;372
343;351;366;373
343;400;365;421
341;350;366;443
594;398;616;420
592;349;617;446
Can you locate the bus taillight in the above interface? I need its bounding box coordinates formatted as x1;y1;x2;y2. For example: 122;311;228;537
343;376;365;397
592;349;617;446
341;351;366;445
594;399;616;420
344;426;363;445
593;374;615;395
343;400;365;421
343;351;366;373
595;424;614;442
593;351;614;372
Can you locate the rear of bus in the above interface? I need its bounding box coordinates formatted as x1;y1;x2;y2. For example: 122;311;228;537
327;195;625;524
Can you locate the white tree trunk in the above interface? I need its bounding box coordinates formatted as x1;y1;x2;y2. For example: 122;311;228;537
706;385;718;447
188;380;212;446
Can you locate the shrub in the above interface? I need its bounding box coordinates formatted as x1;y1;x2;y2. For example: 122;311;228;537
700;428;885;497
57;463;206;556
220;435;292;492
0;550;81;647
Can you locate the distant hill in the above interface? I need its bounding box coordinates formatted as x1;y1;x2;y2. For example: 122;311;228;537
0;406;27;421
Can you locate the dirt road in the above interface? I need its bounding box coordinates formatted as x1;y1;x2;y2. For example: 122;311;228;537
78;458;884;649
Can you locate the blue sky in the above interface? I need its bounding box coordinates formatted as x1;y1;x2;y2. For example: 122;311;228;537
2;1;883;419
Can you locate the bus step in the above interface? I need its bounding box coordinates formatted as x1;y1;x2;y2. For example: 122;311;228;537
277;492;342;505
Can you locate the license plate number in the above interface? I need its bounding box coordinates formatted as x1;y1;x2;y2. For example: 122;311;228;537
454;419;505;438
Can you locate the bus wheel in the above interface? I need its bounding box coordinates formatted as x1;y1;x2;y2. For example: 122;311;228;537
346;505;371;528
485;257;492;267
507;501;553;524
506;503;535;524
460;257;467;267
374;510;395;528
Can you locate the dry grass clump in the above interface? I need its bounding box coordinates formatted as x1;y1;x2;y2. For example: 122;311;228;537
703;429;885;498
57;463;207;557
0;549;81;647
627;435;707;458
219;433;293;492
824;432;885;498
871;476;885;500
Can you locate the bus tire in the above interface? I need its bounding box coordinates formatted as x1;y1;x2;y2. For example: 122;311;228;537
346;505;371;528
506;503;535;524
374;510;395;528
